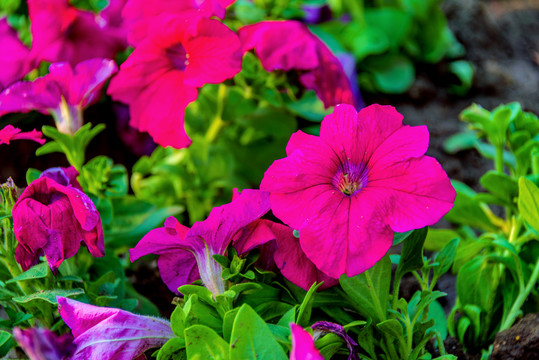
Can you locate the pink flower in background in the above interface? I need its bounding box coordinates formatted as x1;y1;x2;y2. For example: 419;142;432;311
12;166;104;273
58;297;173;360
108;15;241;149
28;0;126;66
13;327;75;360
0;125;45;145
261;104;456;279
123;0;236;45
0;58;118;134
130;189;269;295
289;324;324;360
0;19;34;90
239;20;356;109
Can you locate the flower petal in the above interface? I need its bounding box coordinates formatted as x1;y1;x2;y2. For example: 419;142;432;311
289;324;324;360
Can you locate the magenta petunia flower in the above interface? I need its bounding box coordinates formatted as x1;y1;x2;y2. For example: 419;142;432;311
108;14;242;149
289;324;324;360
130;189;269;296
13;327;75;360
233;219;338;291
0;18;34;90
28;0;126;66
0;125;45;146
12;166;104;273
58;297;173;360
0;58;118;134
239;20;356;109
123;0;236;46
260;104;456;279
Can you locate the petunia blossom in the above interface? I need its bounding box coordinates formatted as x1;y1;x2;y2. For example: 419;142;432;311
28;0;126;66
0;125;45;146
0;58;118;134
260;104;456;279
108;14;241;149
122;0;236;46
12;166;104;273
289;324;324;360
239;20;356;109
57;297;173;360
233;219;338;291
130;189;269;296
13;327;75;360
0;18;34;90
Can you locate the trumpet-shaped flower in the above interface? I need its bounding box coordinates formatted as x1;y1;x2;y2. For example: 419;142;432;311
289;324;324;360
261;104;455;279
0;19;34;90
28;0;126;66
58;297;173;360
123;0;236;45
12;166;104;273
0;58;118;134
130;189;269;296
108;15;241;148
0;125;45;146
239;20;356;109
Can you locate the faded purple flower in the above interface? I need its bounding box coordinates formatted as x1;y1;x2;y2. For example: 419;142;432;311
0;58;118;134
130;189;269;296
58;297;173;360
312;321;358;360
13;327;75;360
12;166;104;273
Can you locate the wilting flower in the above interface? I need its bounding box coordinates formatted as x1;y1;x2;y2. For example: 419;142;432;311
13;327;75;360
123;0;236;45
108;14;241;148
58;297;173;360
233;219;338;291
290;324;324;360
0;125;45;145
28;0;126;66
130;189;269;296
312;321;358;360
261;104;455;279
239;20;355;109
12;166;104;273
0;58;118;134
0;19;34;90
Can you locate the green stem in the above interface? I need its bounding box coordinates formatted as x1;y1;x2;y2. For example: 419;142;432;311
204;84;228;143
365;271;386;323
391;274;402;311
499;257;539;331
343;0;366;27
495;145;504;174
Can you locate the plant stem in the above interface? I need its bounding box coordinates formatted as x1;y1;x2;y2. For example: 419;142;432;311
495;145;504;174
499;257;539;331
205;84;228;143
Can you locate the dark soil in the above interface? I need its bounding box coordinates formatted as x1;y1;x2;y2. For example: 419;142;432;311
490;313;539;360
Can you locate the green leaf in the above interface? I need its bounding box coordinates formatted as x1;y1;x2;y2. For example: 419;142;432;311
222;308;239;343
12;288;85;305
157;338;186;360
396;227;428;279
6;262;48;283
185;325;229;360
26;168;42;185
447;60;474;95
229;304;287;360
376;319;403;338
0;330;13;358
296;282;322;326
393;230;413;246
480;171;518;207
443;130;478;154
284;91;332;122
425;229;460;252
433;238;460;283
518;177;539;230
360;54;415;94
339;254;391;323
457;256;499;313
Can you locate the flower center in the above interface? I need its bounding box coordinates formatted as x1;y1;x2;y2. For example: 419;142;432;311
332;162;368;196
166;44;188;71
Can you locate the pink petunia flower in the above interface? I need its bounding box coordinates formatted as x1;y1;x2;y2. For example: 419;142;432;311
57;297;173;360
122;0;235;45
260;104;456;279
0;58;118;134
108;14;241;149
28;0;126;66
0;125;45;145
289;324;324;360
130;189;269;296
0;18;35;90
239;20;356;109
12;166;104;273
13;327;75;360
